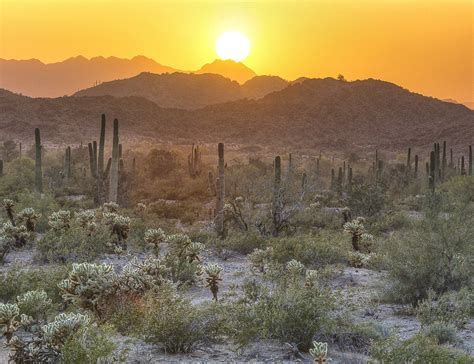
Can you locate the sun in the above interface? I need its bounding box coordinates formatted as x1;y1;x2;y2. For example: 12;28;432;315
216;31;250;62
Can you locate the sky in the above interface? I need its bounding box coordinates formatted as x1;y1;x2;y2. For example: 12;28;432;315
0;0;472;103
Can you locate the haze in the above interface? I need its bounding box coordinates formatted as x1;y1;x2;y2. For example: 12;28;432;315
0;0;472;104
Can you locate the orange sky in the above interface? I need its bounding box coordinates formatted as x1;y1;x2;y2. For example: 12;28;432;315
0;0;472;103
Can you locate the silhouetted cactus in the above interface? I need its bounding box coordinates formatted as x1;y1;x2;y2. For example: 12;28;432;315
188;144;202;178
429;151;436;192
215;143;225;237
442;141;447;178
469;146;472;176
34;128;43;193
347;167;353;194
109;119;120;203
461;155;466;176
0;160;3;177
64;146;71;181
414;155;419;178
272;155;283;236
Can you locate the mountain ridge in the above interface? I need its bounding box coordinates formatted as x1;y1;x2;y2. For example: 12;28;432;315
1;78;472;152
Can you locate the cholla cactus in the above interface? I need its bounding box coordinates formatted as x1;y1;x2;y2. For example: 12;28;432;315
17;290;52;322
343;218;366;251
2;199;15;224
0;236;10;263
248;247;273;273
58;263;116;316
359;233;374;252
48;210;71;231
41;312;90;348
105;214;130;251
0;303;21;342
102;202;119;213
0;221;28;247
17;208;41;232
305;269;318;288
136;202;147;214
144;228;165;255
348;251;374;268
186;242;205;263
309;341;328;364
166;233;192;257
75;210;96;228
286;259;305;278
204;263;223;301
118;257;168;294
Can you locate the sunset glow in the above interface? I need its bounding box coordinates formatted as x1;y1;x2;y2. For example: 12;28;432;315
216;31;250;62
0;0;472;103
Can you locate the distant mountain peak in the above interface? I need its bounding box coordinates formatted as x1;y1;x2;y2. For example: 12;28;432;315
195;59;257;84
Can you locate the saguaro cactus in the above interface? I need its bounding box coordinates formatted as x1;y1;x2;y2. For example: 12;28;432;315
188;144;202;178
429;151;436;192
469;146;472;176
414;155;419;179
442;141;447;178
64;146;71;181
406;147;412;175
0;160;3;177
109;119;120;203
97;115;106;203
34;128;43;193
347;167;353;194
461;156;466;176
215;143;225;237
272;155;283;236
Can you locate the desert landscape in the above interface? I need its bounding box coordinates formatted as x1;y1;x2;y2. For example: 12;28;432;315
0;0;473;363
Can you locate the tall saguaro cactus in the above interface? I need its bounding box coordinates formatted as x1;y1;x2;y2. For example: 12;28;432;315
34;128;43;193
429;151;436;192
109;119;120;203
215;143;225;237
272;155;283;236
414;155;419;179
97;115;106;203
64;146;71;181
188;144;202;178
0;160;3;177
469;145;472;176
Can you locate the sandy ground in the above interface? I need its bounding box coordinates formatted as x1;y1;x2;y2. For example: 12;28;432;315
1;246;473;362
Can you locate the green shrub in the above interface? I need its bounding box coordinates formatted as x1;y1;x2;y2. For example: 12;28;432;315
37;224;110;263
225;276;335;352
271;231;347;266
223;231;266;254
416;289;473;329
0;264;68;303
423;322;458;345
143;291;219;353
382;204;474;305
370;334;472;363
61;325;118;364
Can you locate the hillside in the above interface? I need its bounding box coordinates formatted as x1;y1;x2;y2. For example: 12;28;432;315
74;72;289;109
1;78;473;152
0;56;178;98
74;72;244;109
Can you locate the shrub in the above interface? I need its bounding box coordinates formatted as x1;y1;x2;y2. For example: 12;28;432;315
0;264;68;303
382;204;474;305
37;224;111;262
423;322;458;345
416;289;473;329
370;334;472;363
223;231;266;254
143;291;219;353
271;231;347;266
225;274;335;352
61;324;118;363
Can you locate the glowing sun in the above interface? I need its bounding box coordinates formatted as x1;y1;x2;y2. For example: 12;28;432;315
216;31;250;62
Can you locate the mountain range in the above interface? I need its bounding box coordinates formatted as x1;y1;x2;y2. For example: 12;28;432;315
0;56;261;98
74;72;289;109
1;78;472;153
